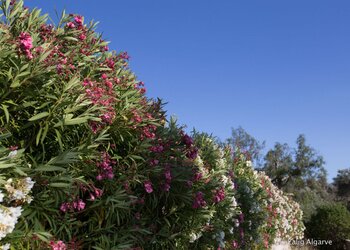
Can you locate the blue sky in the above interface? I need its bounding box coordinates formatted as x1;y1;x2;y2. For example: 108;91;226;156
25;0;350;181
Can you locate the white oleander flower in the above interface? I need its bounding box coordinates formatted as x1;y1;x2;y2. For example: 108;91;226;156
0;191;4;203
7;150;17;158
221;175;229;186
0;206;22;240
0;243;10;250
189;231;202;243
194;155;204;167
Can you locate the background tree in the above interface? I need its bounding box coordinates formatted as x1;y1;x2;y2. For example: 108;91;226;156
263;142;293;188
333;168;350;210
226;126;265;166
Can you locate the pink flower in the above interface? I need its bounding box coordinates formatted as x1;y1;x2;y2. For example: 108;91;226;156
79;33;86;40
66;22;75;29
94;188;103;198
192;191;207;209
193;172;203;181
144;181;153;193
73;199;85;211
213;187;225;203
149;145;164;153
232;240;239;249
60;202;70;213
182;134;193;147
186;147;198;159
18;32;33;59
74;15;83;25
149;159;159;166
50;240;67;250
100;45;109;52
164;168;172;182
88;193;95;201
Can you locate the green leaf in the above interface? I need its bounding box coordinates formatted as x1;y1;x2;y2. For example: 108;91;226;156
36;126;42;146
34;165;66;172
1;104;9;123
49;182;71;188
64;117;89;125
64;76;79;92
28;112;50;121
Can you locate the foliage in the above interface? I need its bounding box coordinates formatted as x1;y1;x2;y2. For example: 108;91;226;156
306;203;350;249
333;168;350;210
0;1;305;249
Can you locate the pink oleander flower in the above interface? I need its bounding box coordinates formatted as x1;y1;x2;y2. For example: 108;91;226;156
193;172;203;181
164;168;172;182
74;15;83;25
149;145;164;153
186;147;198;159
18;32;33;59
213;187;225;203
66;22;75;29
50;240;67;250
88;193;95;201
149;159;159;166
192;191;207;209
101;45;109;52
94;188;103;198
182;134;193;147
232;240;239;249
60;202;70;213
79;33;86;40
72;199;85;211
144;181;153;194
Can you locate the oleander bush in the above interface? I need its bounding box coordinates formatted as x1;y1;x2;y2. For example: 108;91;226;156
0;1;305;249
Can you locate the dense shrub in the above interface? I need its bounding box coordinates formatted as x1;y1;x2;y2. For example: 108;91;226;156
0;1;305;249
306;203;350;249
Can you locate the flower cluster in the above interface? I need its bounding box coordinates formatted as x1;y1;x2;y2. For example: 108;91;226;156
96;152;116;180
162;164;172;192
4;177;35;203
144;181;153;194
0;206;22;241
49;240;67;250
213;186;225;203
18;32;33;59
192;191;207;209
60;199;86;213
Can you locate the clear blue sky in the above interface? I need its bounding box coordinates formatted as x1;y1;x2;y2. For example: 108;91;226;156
25;0;350;182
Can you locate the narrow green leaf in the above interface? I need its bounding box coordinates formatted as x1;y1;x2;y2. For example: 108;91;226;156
36;126;43;146
49;182;71;188
28;112;49;121
1;104;9;123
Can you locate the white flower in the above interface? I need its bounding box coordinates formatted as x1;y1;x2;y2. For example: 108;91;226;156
231;196;237;207
194;155;204;167
4;177;35;203
0;192;4;203
0;243;10;250
221;175;229;186
7;150;17;158
189;232;202;243
0;206;22;240
246;160;252;167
